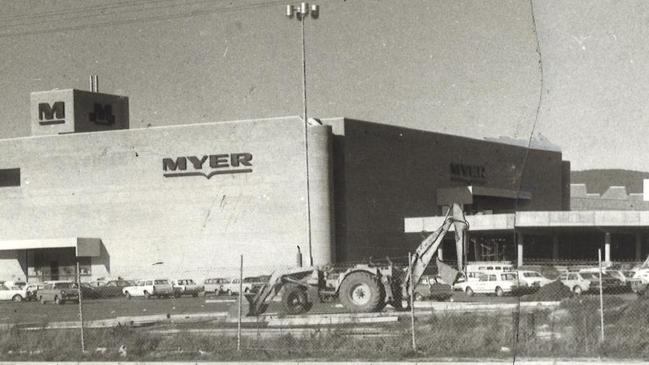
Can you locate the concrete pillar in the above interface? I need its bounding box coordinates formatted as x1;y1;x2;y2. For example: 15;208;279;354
636;232;643;262
552;235;559;261
517;232;524;267
604;232;611;263
306;125;334;266
438;247;444;261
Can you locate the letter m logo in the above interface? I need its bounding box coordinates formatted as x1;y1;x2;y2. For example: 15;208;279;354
38;102;65;125
89;103;116;125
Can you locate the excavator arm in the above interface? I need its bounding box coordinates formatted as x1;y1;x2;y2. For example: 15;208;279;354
402;203;468;298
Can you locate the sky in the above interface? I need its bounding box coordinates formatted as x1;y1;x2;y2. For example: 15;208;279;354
0;0;646;171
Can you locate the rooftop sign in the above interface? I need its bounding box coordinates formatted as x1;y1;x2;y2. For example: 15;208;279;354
30;89;129;136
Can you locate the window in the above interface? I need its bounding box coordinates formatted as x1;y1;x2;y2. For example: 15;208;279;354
0;168;20;187
489;275;497;281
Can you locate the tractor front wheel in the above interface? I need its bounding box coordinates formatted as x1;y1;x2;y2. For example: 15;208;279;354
282;285;311;315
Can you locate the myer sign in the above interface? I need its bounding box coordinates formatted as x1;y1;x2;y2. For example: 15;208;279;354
163;153;253;179
449;162;486;184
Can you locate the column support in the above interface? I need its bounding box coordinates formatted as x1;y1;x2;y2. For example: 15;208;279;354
635;232;643;262
517;232;524;267
552;235;559;261
604;232;611;263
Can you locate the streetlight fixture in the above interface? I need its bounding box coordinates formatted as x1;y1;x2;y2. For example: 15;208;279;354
286;2;319;266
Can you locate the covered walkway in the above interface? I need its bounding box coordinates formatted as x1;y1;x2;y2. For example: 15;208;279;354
404;211;649;266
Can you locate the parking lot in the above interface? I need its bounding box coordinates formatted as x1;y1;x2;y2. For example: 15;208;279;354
0;289;638;326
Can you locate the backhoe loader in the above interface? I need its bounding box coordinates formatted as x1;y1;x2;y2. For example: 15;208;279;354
243;203;468;316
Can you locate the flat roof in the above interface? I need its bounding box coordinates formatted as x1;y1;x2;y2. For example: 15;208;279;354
0;237;102;256
405;210;649;232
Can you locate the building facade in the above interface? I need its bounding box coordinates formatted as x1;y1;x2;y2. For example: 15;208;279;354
0;89;574;282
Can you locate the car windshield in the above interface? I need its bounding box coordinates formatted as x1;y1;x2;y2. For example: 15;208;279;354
154;280;168;285
501;273;517;281
523;272;541;277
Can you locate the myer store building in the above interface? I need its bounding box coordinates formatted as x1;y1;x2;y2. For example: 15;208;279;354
0;88;641;283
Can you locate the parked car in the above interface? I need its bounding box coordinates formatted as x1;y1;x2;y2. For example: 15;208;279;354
79;282;100;299
122;279;174;299
38;281;79;304
203;278;229;295
517;270;552;289
465;262;515;273
92;279;135;298
578;271;624;292
0;283;28;302
172;279;203;297
414;275;452;301
454;272;525;296
222;278;253;295
558;271;590;295
580;268;627;292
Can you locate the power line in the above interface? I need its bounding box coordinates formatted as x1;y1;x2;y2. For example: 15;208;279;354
0;0;287;38
0;0;239;24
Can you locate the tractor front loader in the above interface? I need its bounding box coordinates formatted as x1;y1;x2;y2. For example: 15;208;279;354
242;203;468;316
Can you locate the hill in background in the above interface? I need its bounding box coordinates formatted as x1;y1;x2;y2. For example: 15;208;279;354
571;169;649;195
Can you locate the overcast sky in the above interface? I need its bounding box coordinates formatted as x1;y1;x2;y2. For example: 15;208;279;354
0;0;646;171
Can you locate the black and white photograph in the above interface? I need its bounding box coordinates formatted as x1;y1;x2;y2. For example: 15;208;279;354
1;0;649;363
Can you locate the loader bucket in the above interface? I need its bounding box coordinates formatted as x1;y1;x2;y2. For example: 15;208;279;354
226;293;259;318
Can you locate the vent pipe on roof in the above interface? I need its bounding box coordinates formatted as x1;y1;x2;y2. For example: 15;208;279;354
89;75;98;92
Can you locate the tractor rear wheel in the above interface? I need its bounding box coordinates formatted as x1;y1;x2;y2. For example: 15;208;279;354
281;285;311;315
339;272;383;313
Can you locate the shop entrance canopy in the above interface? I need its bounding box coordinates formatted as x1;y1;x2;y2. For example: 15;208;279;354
0;237;102;257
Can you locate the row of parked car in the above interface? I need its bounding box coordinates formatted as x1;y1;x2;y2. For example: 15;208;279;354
0;275;274;304
451;265;636;297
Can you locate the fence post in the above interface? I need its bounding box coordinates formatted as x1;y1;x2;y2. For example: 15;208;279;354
598;249;605;343
408;252;416;351
76;261;86;353
237;255;243;352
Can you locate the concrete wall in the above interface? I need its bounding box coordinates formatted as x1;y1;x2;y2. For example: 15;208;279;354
0;117;333;280
330;119;565;263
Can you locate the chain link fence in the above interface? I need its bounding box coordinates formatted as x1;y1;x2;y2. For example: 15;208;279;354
1;252;648;361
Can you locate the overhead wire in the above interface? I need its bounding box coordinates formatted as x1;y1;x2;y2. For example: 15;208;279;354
0;0;287;38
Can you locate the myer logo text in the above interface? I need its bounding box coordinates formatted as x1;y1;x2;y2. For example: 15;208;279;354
38;101;66;125
163;153;253;179
89;103;116;125
449;162;486;184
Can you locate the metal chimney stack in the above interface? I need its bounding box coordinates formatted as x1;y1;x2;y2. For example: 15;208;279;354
89;75;99;92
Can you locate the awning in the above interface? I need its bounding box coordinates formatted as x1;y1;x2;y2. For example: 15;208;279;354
437;185;532;206
405;210;649;233
0;237;102;257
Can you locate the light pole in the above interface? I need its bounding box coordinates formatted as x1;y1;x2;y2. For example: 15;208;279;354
286;2;319;266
